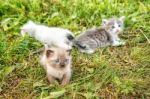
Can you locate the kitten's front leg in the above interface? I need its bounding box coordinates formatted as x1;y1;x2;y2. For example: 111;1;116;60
112;40;121;46
115;35;125;45
61;72;71;86
80;49;94;54
47;74;55;84
116;35;120;41
112;40;125;46
119;40;126;45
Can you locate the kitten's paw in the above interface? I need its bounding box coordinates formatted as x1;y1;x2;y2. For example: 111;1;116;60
80;49;94;54
86;50;94;54
112;40;125;46
119;40;126;45
61;82;68;86
112;41;121;46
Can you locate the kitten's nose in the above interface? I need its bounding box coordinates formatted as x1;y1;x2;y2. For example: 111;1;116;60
116;29;119;32
60;63;65;68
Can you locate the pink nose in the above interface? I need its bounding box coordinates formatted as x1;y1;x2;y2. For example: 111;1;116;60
116;29;119;32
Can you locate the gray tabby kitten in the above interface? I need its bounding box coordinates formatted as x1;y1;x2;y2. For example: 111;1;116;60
74;16;125;54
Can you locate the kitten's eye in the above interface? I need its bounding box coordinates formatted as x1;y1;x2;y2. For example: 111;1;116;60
55;59;59;63
111;26;115;29
65;59;68;62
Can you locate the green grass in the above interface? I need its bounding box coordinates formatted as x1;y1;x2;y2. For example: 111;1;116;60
0;0;150;98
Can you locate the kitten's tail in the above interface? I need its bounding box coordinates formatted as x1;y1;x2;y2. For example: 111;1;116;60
66;33;75;48
74;40;86;49
67;34;86;49
20;20;37;36
66;34;74;41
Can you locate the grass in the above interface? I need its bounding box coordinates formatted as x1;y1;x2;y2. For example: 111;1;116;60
0;0;150;98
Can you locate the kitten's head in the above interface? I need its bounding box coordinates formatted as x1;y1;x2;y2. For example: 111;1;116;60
44;45;71;69
20;20;36;36
102;16;125;34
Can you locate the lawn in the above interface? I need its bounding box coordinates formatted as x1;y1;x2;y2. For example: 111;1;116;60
0;0;150;98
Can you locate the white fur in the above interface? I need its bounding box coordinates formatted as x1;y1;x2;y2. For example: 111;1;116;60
112;40;125;46
21;21;74;49
80;49;94;54
46;64;71;80
104;16;125;46
111;21;126;46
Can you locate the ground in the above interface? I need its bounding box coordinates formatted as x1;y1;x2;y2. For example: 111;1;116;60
0;0;150;98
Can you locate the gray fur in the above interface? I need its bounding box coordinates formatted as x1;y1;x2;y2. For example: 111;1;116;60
75;16;125;54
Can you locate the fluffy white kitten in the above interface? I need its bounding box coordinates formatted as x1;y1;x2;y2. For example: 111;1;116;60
20;21;74;49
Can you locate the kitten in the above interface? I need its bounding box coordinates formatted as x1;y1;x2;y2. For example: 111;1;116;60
74;16;125;54
21;20;74;49
40;44;72;85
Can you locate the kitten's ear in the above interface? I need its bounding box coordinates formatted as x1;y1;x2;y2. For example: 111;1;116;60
102;19;108;26
119;16;125;22
44;44;54;57
46;49;54;57
66;49;72;55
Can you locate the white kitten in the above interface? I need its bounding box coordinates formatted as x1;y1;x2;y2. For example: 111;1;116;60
20;21;74;49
